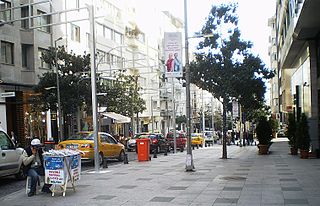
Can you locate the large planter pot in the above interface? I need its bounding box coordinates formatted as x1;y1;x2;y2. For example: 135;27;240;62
300;149;309;159
290;147;298;155
259;144;269;155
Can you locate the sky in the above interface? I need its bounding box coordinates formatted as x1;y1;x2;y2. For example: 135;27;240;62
158;0;277;68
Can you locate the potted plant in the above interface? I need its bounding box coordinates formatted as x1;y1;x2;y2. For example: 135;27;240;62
256;116;273;155
296;113;310;159
286;113;297;155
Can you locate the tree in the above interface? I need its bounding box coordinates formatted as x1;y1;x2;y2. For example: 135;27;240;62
97;72;146;118
33;46;91;114
189;3;274;158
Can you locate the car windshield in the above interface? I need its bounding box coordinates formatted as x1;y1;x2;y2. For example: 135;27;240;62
67;133;93;140
191;134;198;137
205;132;213;137
167;133;182;138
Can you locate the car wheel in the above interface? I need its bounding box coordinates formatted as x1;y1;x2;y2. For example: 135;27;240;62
15;164;26;180
180;147;184;152
99;153;104;165
118;150;125;162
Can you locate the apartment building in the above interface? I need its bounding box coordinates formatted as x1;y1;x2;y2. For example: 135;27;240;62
0;0;53;144
271;0;320;150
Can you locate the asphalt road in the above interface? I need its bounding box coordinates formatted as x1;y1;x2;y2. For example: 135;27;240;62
0;151;139;198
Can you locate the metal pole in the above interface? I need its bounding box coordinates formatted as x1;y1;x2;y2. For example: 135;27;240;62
184;0;194;171
54;38;63;142
172;78;177;153
211;97;214;131
89;5;99;172
151;96;154;133
202;90;205;136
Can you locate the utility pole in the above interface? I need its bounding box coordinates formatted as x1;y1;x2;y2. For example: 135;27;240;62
184;0;195;171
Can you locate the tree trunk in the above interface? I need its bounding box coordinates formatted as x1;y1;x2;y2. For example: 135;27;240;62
222;101;227;159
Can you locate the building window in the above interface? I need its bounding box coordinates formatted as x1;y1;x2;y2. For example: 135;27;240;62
38;48;50;69
105;27;112;40
86;32;90;48
22;44;28;68
114;32;123;44
70;23;80;42
0;0;11;22
1;41;14;64
96;23;104;37
21;6;30;29
37;10;50;33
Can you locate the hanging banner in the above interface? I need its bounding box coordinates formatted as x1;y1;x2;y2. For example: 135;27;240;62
164;32;183;78
232;100;239;119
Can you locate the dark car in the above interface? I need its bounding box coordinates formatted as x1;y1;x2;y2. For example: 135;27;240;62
138;133;170;153
166;131;187;152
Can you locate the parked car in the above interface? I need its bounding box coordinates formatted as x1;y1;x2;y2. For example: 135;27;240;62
166;131;187;152
277;129;286;137
127;133;142;152
58;131;125;164
191;133;205;148
204;131;215;146
135;133;170;153
0;128;26;180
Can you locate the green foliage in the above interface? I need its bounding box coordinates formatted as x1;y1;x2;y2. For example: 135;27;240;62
97;73;146;117
269;118;278;133
286;113;297;148
190;3;274;115
256;116;272;145
296;113;310;150
33;46;91;114
176;115;187;124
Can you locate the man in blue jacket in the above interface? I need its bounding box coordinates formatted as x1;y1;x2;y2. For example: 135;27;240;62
22;138;52;197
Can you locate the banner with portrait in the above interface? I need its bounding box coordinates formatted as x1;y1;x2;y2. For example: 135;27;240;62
164;32;183;78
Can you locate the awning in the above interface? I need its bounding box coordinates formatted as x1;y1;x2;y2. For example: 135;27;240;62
102;112;131;124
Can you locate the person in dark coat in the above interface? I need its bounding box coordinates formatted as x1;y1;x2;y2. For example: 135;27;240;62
22;138;52;197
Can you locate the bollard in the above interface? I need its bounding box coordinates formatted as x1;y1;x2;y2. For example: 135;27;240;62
153;149;157;158
164;147;168;156
123;153;129;164
102;158;108;168
197;145;199;149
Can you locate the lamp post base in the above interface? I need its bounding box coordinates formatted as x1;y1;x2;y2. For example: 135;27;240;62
185;154;195;172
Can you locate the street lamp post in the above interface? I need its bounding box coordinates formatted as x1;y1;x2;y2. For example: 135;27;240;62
184;0;195;171
54;37;63;142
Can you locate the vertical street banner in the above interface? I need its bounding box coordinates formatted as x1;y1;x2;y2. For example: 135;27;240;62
164;32;183;78
232;100;239;119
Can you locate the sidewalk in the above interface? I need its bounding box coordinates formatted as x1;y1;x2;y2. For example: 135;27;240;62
2;139;320;206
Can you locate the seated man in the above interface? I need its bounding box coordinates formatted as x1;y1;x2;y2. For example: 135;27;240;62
22;138;52;197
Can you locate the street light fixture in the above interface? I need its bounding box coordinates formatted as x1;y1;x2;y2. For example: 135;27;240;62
54;37;64;142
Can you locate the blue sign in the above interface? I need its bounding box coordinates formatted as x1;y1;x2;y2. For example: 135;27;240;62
44;156;64;170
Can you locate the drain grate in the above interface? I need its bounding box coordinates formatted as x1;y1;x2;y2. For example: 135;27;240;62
220;176;247;181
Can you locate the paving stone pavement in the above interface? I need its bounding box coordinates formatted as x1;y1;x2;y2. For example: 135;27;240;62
1;138;320;206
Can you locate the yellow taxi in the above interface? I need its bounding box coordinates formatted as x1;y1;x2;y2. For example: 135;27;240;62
58;131;125;164
191;133;205;148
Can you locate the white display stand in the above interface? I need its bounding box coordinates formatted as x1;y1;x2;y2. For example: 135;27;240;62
44;152;81;197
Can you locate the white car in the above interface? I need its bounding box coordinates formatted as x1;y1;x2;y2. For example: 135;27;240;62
0;128;26;180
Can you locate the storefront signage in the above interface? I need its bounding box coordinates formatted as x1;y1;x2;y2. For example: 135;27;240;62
0;92;15;98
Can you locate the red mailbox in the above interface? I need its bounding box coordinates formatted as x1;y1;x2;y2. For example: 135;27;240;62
136;138;150;161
